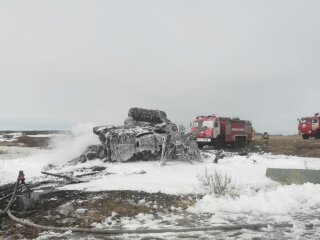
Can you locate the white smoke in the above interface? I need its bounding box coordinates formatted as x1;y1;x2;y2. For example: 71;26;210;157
48;123;99;164
0;123;99;185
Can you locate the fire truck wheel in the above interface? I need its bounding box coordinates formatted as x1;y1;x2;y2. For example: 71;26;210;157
302;134;309;140
315;132;320;139
239;140;246;148
197;143;204;149
234;137;246;148
233;140;240;149
214;136;224;149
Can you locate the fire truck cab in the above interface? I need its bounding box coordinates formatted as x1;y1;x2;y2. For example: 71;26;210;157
298;113;320;139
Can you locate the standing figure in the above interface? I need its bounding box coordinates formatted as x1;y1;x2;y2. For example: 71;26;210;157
261;131;270;147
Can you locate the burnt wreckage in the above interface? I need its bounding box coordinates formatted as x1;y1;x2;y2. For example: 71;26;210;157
80;108;206;164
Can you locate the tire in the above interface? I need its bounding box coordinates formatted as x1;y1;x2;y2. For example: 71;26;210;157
197;143;204;149
302;134;309;140
213;136;223;149
234;137;246;148
233;139;240;149
239;139;246;148
315;132;320;139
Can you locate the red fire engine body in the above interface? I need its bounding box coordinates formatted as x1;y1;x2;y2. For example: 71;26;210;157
191;115;253;148
298;113;320;139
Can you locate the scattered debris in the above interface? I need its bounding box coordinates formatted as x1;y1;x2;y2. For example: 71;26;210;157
91;166;107;172
214;150;225;163
126;170;146;175
41;171;83;184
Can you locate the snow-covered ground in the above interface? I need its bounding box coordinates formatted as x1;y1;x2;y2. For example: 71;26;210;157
0;146;44;160
1;125;320;239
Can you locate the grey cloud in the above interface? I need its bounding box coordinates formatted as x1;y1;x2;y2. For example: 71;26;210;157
0;0;319;133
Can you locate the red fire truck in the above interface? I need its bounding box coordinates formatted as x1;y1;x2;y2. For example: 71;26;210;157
191;115;253;148
298;113;320;139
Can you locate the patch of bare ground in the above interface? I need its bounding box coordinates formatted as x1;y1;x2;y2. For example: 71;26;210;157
1;190;197;239
0;136;50;148
16;136;51;148
0;150;7;155
252;135;320;158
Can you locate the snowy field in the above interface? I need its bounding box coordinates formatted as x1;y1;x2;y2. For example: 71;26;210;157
1;125;320;239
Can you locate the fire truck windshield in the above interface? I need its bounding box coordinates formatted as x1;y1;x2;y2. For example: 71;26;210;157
203;121;214;128
301;118;311;124
193;120;213;128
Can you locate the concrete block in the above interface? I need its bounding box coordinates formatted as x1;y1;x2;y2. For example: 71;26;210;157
266;168;320;184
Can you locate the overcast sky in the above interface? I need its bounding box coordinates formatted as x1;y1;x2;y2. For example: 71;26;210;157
1;0;319;134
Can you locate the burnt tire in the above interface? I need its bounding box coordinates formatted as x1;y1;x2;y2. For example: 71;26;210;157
302;134;309;140
128;107;167;124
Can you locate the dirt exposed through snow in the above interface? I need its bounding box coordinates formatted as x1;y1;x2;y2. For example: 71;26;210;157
1;190;198;239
